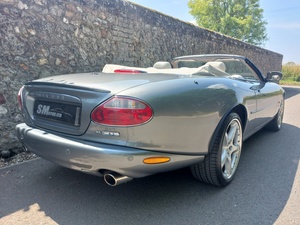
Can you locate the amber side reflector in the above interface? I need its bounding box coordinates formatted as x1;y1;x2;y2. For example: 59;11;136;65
143;157;171;164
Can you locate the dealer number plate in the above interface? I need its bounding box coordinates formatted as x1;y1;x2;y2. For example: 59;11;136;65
33;100;81;126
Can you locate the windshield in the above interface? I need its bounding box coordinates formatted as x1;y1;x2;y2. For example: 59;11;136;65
172;56;260;82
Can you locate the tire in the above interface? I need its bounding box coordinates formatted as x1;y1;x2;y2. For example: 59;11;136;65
191;113;243;187
265;99;284;132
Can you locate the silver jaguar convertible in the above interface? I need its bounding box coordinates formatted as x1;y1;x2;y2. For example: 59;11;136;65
16;54;285;187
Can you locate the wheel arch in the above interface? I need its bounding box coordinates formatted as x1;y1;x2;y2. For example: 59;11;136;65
208;104;247;153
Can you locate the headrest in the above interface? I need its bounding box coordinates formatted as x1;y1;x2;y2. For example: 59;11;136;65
153;61;172;69
205;62;226;72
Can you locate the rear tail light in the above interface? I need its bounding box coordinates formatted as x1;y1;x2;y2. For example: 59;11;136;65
17;86;24;110
91;97;153;126
114;69;146;74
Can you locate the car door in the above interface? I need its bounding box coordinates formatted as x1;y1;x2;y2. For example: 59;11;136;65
239;60;279;130
249;81;278;129
225;59;277;131
254;81;280;125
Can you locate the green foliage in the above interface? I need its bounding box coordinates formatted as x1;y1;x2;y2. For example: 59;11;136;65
282;64;300;83
188;0;268;46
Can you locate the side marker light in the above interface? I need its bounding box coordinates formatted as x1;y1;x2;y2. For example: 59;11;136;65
143;157;171;164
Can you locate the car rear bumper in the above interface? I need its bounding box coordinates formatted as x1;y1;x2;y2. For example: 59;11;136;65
16;123;204;178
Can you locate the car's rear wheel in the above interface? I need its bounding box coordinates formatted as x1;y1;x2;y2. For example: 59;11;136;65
191;113;243;187
265;99;284;131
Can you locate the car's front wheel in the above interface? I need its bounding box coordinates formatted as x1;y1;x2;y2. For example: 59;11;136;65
191;113;243;187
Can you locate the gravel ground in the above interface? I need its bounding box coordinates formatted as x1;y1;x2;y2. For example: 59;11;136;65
0;151;38;168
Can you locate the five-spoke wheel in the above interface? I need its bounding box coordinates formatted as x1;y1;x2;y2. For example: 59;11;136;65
220;117;242;180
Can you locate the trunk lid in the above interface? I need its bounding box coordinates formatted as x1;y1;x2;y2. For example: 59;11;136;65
33;72;182;92
22;72;183;135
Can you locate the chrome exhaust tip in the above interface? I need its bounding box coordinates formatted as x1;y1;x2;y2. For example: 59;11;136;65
104;172;133;186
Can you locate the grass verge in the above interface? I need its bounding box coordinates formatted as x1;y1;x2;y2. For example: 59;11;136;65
280;80;300;86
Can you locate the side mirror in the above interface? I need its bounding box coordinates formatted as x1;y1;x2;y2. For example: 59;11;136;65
266;71;282;82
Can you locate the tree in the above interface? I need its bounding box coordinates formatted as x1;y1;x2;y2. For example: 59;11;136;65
285;62;296;66
188;0;268;46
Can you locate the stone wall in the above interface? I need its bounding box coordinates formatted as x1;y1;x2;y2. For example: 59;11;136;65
0;0;283;155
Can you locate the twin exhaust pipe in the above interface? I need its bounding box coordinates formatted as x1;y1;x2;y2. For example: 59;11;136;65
104;172;133;186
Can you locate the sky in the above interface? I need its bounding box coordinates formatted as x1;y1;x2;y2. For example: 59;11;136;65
128;0;300;64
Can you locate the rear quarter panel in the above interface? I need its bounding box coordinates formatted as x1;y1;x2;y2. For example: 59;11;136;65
115;77;255;154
